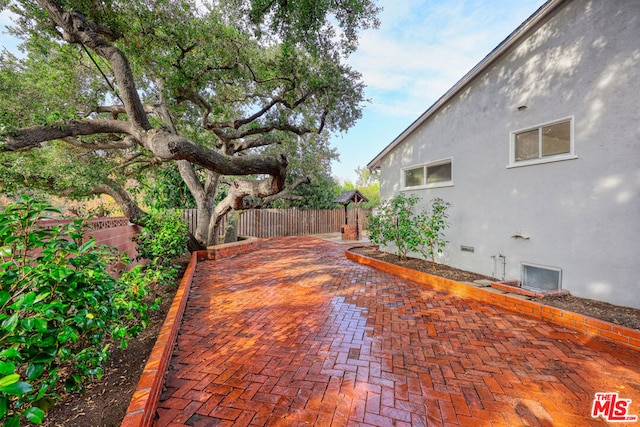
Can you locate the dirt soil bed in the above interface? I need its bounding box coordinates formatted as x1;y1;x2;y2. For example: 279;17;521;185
350;246;640;331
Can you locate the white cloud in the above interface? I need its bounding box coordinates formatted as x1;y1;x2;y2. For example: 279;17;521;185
330;0;548;181
347;0;547;119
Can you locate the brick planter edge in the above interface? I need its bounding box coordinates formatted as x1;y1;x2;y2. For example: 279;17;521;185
121;250;207;427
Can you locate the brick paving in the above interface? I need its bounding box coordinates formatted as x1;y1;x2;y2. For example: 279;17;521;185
156;237;640;426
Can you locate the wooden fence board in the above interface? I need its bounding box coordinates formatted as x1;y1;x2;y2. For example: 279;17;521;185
182;208;370;239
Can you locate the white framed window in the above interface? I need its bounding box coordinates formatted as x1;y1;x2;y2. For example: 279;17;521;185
508;117;577;167
402;158;453;189
521;262;562;292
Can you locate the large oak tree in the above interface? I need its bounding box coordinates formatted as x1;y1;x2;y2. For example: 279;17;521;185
0;0;379;246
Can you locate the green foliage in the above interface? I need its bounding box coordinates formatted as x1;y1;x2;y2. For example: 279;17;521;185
142;163;198;210
0;45;98;133
0;197;155;425
264;132;342;209
2;0;380;245
271;175;342;209
421;197;451;263
367;193;421;260
0;141;112;200
133;209;188;268
354;166;379;188
368;194;451;261
238;0;381;55
336;166;380;209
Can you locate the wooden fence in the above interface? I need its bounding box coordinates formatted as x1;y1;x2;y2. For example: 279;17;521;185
182;208;370;239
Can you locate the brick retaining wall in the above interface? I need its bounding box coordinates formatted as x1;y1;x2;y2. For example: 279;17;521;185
37;217;143;269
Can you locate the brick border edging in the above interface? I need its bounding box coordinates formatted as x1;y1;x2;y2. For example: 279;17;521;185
345;248;640;352
206;236;259;260
121;250;207;427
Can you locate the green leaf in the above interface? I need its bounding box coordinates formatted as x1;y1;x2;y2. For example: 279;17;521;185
26;363;44;381
24;406;46;424
1;313;19;333
20;318;34;331
50;267;73;282
0;397;7;419
22;291;36;308
0;271;18;286
33;292;50;304
31;352;54;364
0;348;19;359
78;239;95;252
33;318;48;333
0;291;10;307
0;363;14;376
0;374;19;388
3;413;20;427
0;381;33;395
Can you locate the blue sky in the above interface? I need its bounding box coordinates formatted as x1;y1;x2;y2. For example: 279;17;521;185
330;0;548;183
1;1;547;183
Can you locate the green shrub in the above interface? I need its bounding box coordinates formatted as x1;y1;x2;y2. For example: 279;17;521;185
421;197;451;263
0;197;153;425
133;209;188;267
367;194;450;262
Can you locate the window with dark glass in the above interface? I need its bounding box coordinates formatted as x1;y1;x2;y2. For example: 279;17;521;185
403;159;452;188
514;119;571;163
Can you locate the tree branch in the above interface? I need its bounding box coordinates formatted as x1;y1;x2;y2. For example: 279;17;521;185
35;0;151;130
92;178;146;224
213;122;315;141
62;135;136;150
149;130;287;186
242;176;312;209
1;120;133;151
177;160;205;203
205;88;322;134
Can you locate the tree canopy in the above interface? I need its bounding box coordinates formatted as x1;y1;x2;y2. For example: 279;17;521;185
0;0;380;246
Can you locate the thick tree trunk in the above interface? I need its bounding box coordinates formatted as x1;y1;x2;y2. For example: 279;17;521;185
223;210;239;243
208;199;233;246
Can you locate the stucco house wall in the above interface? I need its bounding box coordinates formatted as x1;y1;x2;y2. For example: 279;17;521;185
371;0;640;308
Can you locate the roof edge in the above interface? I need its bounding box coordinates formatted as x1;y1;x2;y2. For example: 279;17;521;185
367;0;566;171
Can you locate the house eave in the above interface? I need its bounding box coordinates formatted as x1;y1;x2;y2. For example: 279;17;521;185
367;0;567;172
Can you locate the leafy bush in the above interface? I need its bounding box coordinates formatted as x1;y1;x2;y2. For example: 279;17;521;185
131;209;189;293
0;197;154;425
368;194;450;261
421;197;451;263
133;209;188;265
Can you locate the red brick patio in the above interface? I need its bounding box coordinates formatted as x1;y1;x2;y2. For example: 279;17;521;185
155;237;640;426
